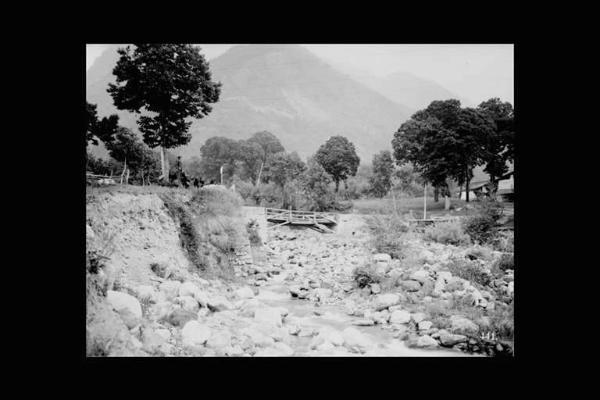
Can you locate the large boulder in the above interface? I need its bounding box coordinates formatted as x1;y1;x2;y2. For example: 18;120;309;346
207;295;233;312
175;295;200;313
342;327;373;353
389;310;411;324
410;269;431;284
415;335;439;348
235;286;255;299
141;328;170;355
449;316;479;335
159;281;182;301
438;331;467;346
399;280;421;292
373;253;392;263
135;285;157;303
106;290;142;328
373;293;401;311
181;321;211;347
165;308;197;327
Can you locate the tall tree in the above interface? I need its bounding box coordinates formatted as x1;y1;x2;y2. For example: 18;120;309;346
315;136;360;192
108;44;221;182
86;102;119;146
265;152;306;208
477;98;515;197
369;150;395;198
301;158;334;211
243;131;285;185
198;137;240;183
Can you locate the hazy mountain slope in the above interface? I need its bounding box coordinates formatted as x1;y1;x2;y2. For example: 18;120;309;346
86;44;413;161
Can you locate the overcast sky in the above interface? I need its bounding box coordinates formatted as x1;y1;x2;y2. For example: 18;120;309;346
86;44;513;106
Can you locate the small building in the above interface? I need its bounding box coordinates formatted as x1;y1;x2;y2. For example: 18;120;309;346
457;171;514;202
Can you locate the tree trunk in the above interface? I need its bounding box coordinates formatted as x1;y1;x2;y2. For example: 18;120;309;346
444;196;450;211
466;177;470;202
489;177;499;200
434;187;439;202
120;157;127;185
335;179;340;193
125;168;130;185
256;162;264;186
159;146;169;183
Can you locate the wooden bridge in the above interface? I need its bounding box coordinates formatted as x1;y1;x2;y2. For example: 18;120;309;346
265;207;338;233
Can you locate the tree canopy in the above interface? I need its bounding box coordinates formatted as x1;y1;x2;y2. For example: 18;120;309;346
477;98;515;192
315;135;360;192
392;98;509;201
107;44;221;180
198;136;240;183
369;150;395;198
86;102;119;146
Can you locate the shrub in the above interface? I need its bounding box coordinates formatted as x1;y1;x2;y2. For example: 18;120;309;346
232;177;255;202
352;265;383;288
492;253;514;273
465;245;493;261
463;200;504;244
246;219;262;246
490;231;514;252
423;220;471;246
445;258;492;287
365;213;409;259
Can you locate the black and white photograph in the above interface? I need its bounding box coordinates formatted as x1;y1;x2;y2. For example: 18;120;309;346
85;43;514;357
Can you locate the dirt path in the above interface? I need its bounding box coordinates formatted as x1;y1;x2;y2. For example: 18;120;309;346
242;207;470;356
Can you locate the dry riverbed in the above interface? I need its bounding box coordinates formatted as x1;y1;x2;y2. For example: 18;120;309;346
87;203;513;357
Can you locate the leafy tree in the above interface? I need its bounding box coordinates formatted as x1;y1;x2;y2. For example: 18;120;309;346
393;164;425;196
104;127;161;184
236;131;285;185
477;98;515;197
108;44;221;182
392;116;453;191
369;150;395;198
86;102;119;146
447;108;496;199
265;152;306;208
237;140;264;184
198;137;240;183
315;136;360;192
392;99;495;202
300;158;334;211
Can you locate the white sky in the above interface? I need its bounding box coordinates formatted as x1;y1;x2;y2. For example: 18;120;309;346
86;44;513;106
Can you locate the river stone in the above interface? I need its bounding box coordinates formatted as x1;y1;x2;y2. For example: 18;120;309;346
353;319;375;326
439;332;468;346
373;253;392;263
141;328;168;355
207;295;233;312
181;321;211;347
415;335;439;348
254;308;283;327
135;285;157;302
242;327;276;348
107;290;142;320
389;310;411;324
166;308;197;327
159;281;181;301
411;312;426;324
342;327;373;353
374;293;401;311
449;316;479;335
86;224;95;240
399;280;422;292
418;321;433;331
370;284;381;294
175;295;200;313
206;330;232;350
235;286;255;299
410;269;431;284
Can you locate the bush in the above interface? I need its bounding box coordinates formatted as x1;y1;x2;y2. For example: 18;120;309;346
492;253;514;273
463;200;504;244
365;213;409;259
246;219;262;246
352;265;383;288
232;177;255;202
445;258;492;287
423;220;471;246
490;231;514;252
